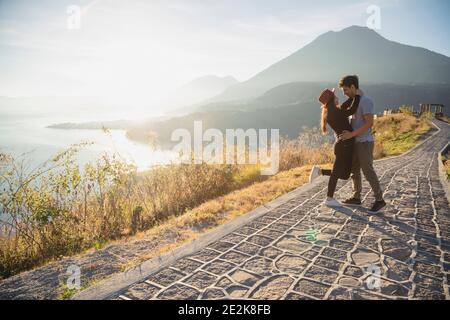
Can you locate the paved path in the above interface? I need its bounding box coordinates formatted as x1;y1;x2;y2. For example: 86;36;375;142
1;120;449;300
94;119;449;300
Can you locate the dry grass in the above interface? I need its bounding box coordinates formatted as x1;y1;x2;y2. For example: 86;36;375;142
372;112;431;159
442;150;450;181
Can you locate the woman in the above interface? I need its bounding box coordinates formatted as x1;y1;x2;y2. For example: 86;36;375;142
308;88;361;207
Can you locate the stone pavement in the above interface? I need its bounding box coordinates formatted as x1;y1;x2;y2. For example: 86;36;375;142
1;120;448;300
89;119;449;300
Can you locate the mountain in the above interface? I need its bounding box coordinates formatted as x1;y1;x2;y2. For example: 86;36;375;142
164;75;239;112
208;25;450;103
126;81;450;147
197;82;450;113
126;25;450;146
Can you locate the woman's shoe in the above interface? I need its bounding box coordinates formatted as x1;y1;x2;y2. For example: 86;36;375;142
368;200;386;214
309;166;321;183
342;197;362;206
325;197;342;207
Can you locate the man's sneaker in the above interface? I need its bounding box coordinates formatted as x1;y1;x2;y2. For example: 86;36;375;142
309;165;321;183
342;197;362;206
368;200;386;214
325;198;342;208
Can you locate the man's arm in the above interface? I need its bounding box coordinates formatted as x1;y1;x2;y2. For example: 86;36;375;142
339;96;374;141
339;114;373;140
346;114;373;138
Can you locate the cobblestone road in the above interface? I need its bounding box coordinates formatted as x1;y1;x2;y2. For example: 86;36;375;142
113;120;450;300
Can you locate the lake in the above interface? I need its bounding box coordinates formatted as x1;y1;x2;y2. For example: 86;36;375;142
0;110;177;173
0;107;179;237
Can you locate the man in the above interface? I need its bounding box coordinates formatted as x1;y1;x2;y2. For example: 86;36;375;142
338;75;386;213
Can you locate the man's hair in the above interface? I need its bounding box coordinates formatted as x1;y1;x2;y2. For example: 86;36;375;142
339;75;359;89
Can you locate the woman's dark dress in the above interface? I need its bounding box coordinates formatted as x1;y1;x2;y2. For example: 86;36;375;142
321;95;361;198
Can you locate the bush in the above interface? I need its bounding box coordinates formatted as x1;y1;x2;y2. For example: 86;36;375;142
399;105;413;116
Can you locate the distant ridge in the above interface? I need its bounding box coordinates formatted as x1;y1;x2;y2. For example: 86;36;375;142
208;25;450;103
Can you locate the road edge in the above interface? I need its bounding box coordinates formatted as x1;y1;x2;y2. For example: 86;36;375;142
435;120;450;203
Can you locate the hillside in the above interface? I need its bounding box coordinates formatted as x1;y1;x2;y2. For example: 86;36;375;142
126;82;450;147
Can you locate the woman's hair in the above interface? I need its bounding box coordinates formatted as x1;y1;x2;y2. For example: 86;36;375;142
320;94;335;134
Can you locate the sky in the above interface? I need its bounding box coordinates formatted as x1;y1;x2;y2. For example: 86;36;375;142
0;0;449;109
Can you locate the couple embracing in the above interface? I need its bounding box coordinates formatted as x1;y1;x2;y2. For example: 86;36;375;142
309;75;386;214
